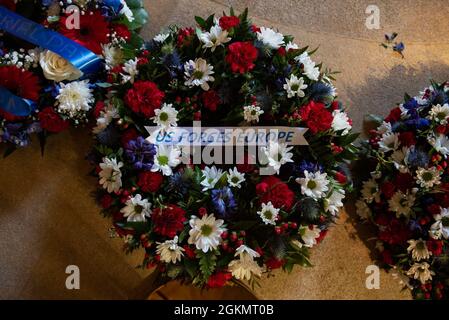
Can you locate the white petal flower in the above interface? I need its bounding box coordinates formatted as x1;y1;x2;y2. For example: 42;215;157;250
283;74;307;98
153;33;170;43
102;44;124;71
296;170;329;200
331;110;352;135
119;0;134;22
234;245;260;259
120;194;152;222
184;58;215;91
227;167;245;188
325;189;345;216
243;105;264;123
39;50;82;82
93;103;119;134
416;167;441;188
99;157;123;193
152;103;178;130
262;141;294;174
388;191;415;218
120;58;139;84
156;236;185;264
407;239;432;262
257;202;280;225
428;103;449;124
406;262;435;284
378;132;400;152
295;52;320;81
299;225;321;248
228;245;262;281
198;25;231;51
256;27;284;49
361;179;380;203
56;80;94;118
151;145;181;176
285;41;299;51
188;214;226;253
429;134;449;158
200;166;223;191
355;199;371;219
430;208;449;239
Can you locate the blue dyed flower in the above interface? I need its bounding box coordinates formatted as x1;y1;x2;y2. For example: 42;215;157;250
125;136;156;171
211;187;237;218
296;160;323;176
168;171;191;195
406;147;430;168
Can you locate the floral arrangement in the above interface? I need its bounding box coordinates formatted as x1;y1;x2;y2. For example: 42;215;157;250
0;0;148;151
89;8;358;288
357;81;449;300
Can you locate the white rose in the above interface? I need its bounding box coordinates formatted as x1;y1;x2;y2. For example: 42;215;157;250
39;50;82;82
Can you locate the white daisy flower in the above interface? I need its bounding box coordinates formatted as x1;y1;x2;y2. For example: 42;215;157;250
406;262;435;284
262;141;294;174
295;52;320;81
331;110;352;135
151;145;181;176
325;189;345;216
120;194;152;222
200;166;223;191
152;103;178;130
388;191;415;218
257;202;280;225
234;244;260;259
416;167;441;188
120;58;139;84
256;27;284;49
99;157;123;193
56;80;94;118
228;245;262;281
429;134;449;158
188;214;226;253
93;103;119;134
184;58;215;91
243;105;264;123
361;179;380;203
299;225;321;248
296;170;329;200
407;239;432;262
153;33;170;43
428;103;449;124
355;199;371;219
119;0;135;22
227;167;245;188
391;147;409;173
101;44;124;71
378;132;400;152
430;207;449;239
285;41;299;51
198;25;231;51
283;74;307;98
156;236;185;264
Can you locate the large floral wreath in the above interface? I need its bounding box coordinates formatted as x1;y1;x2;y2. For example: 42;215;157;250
0;0;148;151
357;81;449;300
90;8;358;288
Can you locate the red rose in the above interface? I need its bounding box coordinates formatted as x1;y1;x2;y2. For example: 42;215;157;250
113;24;131;41
380;181;396;199
121;128;139;147
152;205;187;238
427;239;443;256
219;16;240;30
38;107;70;133
265;258;285;269
207;272;232;288
256;176;295;211
399;131;416;147
137;172;163;193
394;173;414;192
225;41;258;74
124;81;165;117
385;107;402;123
201;90;221;112
299;101;333;134
100;194;114;209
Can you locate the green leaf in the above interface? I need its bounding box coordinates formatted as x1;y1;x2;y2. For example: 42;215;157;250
197;251;217;280
195;16;207;28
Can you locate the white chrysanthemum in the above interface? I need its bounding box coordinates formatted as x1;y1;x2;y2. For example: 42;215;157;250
152;103;178;130
283;74;307;98
153;33;170;43
429;134;449;158
406;262;435;284
407;239;432;262
56;80;94;118
120;194;152;222
120;58;139;84
299;225;321;248
184;58;215;91
356;199;371;219
119;0;134;22
102;44;124;70
156;236;185;264
243;105;264;123
99;157;123;193
378;132;399;152
331;110;352;135
228;245;262;281
262;141;294;174
377;121;393;135
416;167;441;188
151;145;181;176
388;191;415;218
361;179;380;203
200;166;223;191
256;27;284;49
198;25;231;51
188;214;226;253
257;202;280;225
325;189;345;216
295;52;320;81
391;147;409;173
296;170;329;200
428;103;449;124
285;41;299;51
227;167;245;188
93;103;119;134
234;244;260;259
430;207;449;239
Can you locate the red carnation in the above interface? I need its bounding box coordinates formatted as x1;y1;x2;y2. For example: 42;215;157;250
113;24;131;41
265;258;285;270
399;131;416;147
124;81;165;117
378;218;411;245
152;205;186;238
219;16;240;30
60;11;109;54
121;128;139;147
394;173;414;192
427;239;443;256
385;107;402;123
38;107;70;133
207;272;232;288
299;101;333;134
100;194;114;209
380;181;396;199
201;90;221;112
225;41;258;74
427;204;441;216
137;172;163;193
256;176;295;211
